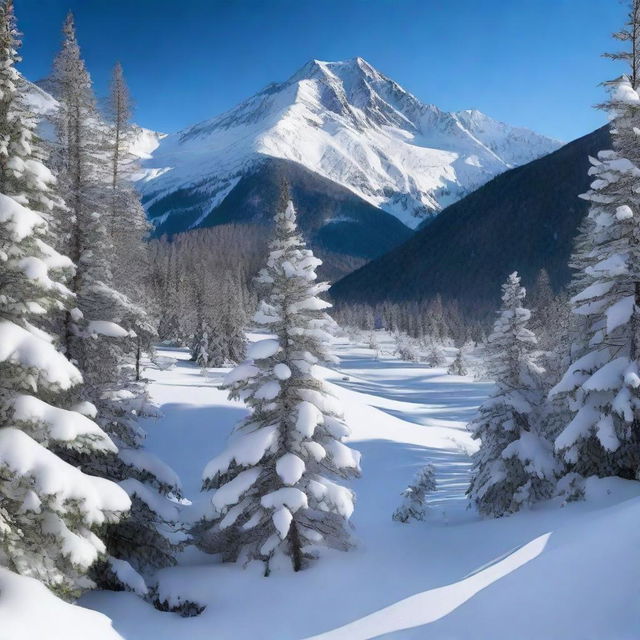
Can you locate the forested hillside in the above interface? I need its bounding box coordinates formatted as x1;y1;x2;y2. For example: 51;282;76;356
331;126;610;317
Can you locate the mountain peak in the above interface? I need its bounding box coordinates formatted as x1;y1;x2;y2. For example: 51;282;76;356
139;58;562;230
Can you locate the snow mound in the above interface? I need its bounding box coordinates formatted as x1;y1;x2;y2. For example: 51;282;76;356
0;568;123;640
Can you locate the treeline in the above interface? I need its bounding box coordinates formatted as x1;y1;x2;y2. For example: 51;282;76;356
332;268;569;356
146;224;265;364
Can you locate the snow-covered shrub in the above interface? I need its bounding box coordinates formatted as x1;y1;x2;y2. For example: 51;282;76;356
392;465;437;522
425;341;446;367
467;273;558;517
394;333;419;362
196;198;361;573
150;585;206;618
555;472;586;504
448;347;468;376
152;354;177;371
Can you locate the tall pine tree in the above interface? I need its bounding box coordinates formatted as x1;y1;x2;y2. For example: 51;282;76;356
197;196;360;573
468;272;557;517
48;13;182;595
0;0;130;599
551;2;640;481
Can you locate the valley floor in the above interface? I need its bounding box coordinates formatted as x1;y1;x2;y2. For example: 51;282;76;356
81;334;640;640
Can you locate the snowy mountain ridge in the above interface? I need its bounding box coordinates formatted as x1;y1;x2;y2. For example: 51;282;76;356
24;78;165;163
138;57;562;229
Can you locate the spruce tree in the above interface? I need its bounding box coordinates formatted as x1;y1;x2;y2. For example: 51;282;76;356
551;4;640;481
468;272;557;517
48;13;182;594
219;271;247;365
197;198;361;573
0;0;130;599
448;345;468;376
105;62;153;302
550;91;640;477
392;465;436;523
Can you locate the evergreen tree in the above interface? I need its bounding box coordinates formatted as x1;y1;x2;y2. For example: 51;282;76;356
0;0;129;598
197;198;361;573
448;346;468;376
551;79;640;479
425;339;446;367
394;333;419;362
194;320;211;370
604;0;640;90
392;465;436;523
105;63;153;322
219;271;247;365
48;13;182;594
468;272;557;517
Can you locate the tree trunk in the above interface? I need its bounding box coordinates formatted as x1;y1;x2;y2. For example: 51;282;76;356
135;335;142;381
288;519;302;572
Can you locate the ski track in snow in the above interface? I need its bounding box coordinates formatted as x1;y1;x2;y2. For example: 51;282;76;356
80;335;640;640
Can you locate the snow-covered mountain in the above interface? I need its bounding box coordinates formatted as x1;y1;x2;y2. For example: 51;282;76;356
138;57;561;230
25;78;165;163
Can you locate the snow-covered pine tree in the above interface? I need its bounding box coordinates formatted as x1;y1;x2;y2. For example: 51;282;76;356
219;271;247;365
603;0;640;90
550;79;640;479
197;197;361;573
448;345;468;376
425;339;446;367
0;0;130;598
392;464;436;523
468;272;557;517
105;63;153;312
194;320;210;369
48;13;182;595
394;332;419;362
188;268;246;367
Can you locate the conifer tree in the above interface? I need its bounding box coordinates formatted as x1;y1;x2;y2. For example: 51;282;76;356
551;4;640;481
425;340;446;367
468;272;557;517
194;320;211;369
197;197;361;573
392;465;436;523
105;62;152;300
0;0;130;598
219;271;247;365
448;346;468;376
48;13;182;594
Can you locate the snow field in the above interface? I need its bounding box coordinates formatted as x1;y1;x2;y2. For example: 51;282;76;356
79;333;640;639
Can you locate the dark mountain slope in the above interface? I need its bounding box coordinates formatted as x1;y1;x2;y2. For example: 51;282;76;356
145;157;414;281
330;126;610;317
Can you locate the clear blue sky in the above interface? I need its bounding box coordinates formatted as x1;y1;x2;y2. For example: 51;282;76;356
16;0;628;141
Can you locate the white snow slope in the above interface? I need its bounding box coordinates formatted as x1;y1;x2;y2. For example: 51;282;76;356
77;333;640;640
0;568;123;640
22;78;165;163
138;58;561;229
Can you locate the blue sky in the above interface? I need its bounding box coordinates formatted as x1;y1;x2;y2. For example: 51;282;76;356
17;0;627;141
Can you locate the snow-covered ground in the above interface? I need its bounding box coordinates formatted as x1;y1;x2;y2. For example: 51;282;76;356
79;333;640;640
